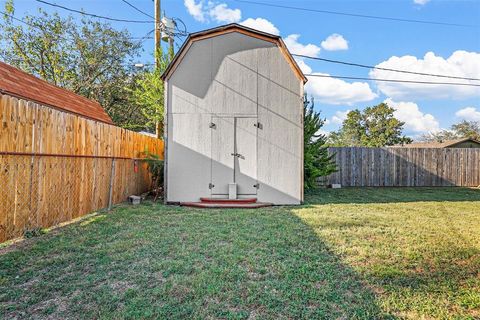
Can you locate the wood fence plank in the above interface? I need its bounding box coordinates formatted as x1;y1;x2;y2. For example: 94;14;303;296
0;93;164;242
326;147;480;188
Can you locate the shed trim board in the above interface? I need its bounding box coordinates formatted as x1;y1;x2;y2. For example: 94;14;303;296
161;23;308;84
163;25;305;205
163;79;169;204
300;82;305;202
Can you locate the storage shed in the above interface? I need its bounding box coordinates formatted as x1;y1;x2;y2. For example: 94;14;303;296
162;24;306;205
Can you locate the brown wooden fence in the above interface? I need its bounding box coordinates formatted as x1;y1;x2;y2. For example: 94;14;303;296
327;147;480;187
0;93;164;242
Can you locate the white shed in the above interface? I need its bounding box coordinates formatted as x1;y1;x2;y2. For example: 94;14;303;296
161;24;307;205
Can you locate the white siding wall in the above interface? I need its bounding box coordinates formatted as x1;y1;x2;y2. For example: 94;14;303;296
257;46;303;204
166;32;303;204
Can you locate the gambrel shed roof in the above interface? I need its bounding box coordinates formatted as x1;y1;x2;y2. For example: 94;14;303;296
0;61;113;124
161;23;308;84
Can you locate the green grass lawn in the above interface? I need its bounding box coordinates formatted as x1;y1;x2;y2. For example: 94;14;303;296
1;188;479;319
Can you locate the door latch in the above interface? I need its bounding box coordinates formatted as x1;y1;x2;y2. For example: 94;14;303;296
231;153;244;159
254;122;263;129
253;183;260;189
209;183;214;189
209;122;216;129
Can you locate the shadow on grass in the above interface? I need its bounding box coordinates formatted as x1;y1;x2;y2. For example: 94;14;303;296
0;203;395;319
304;187;480;205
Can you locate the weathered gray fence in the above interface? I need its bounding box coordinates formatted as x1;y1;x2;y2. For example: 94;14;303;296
327;147;480;187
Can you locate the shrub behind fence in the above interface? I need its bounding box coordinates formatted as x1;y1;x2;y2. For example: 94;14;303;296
0;94;164;242
327;147;480;187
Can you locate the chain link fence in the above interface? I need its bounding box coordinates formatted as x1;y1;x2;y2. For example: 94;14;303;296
0;154;151;242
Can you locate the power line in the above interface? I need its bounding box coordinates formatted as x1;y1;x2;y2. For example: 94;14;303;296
130;36;153;40
1;10;40;29
8;4;476;86
35;0;152;23
120;0;154;19
293;54;480;81
305;74;480;87
35;0;189;36
129;63;480;86
0;9;73;42
137;29;155;44
233;0;477;28
173;18;188;36
1;10;154;47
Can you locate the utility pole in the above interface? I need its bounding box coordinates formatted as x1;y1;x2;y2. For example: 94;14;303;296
154;0;162;138
154;0;161;67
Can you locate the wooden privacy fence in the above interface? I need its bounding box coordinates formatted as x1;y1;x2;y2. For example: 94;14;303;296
327;147;480;187
0;94;164;242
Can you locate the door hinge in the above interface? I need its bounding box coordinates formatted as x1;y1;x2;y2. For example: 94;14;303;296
254;122;263;129
253;183;260;189
209;122;216;129
209;183;214;189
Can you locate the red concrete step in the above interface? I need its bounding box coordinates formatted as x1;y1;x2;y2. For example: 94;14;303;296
181;201;272;209
199;197;257;204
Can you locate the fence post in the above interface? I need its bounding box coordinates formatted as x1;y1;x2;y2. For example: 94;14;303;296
108;158;116;211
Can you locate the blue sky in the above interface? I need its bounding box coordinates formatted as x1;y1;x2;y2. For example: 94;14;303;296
4;0;480;138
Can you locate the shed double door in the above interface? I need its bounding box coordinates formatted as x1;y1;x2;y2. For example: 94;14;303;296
211;116;257;195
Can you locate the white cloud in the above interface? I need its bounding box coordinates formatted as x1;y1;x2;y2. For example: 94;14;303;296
240;18;280;35
184;0;206;22
315;128;330;137
455;107;480;121
284;34;321;57
331;110;351;124
306;70;377;105
295;59;312;74
209;3;241;23
414;0;430;5
370;51;480;100
184;1;241;23
385;98;440;133
321;34;349;51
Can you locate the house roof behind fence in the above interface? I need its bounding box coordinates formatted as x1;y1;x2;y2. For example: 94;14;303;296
391;138;480;148
0;61;113;124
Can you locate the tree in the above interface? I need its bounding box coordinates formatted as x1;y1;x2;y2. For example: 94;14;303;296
329;103;412;147
452;120;480;140
132;47;172;137
421;120;480;142
303;94;337;191
452;121;480;139
0;1;147;130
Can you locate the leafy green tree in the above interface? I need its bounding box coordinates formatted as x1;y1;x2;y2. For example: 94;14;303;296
452;120;480;140
421;120;480;142
0;0;146;130
329;103;412;147
303;94;337;191
132;47;172;137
